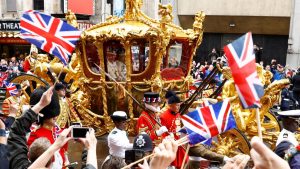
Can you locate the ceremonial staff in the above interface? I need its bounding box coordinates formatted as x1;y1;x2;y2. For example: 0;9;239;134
94;64;164;128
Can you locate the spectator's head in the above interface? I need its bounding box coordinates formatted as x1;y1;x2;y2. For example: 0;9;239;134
208;65;214;71
143;92;161;112
277;64;284;72
30;86;60;125
167;95;181;113
133;132;153;155
259;61;264;66
54;83;66;97
212;48;216;53
28;137;52;167
110;111;128;130
265;65;271;71
285;83;290;89
11;57;16;63
271;59;277;65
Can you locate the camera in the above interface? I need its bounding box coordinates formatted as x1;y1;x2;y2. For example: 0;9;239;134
71;127;90;138
125;149;145;167
71;122;82;127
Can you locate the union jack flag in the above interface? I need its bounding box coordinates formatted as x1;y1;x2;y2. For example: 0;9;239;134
0;72;8;87
4;81;19;96
181;100;236;145
20;10;82;65
224;32;264;108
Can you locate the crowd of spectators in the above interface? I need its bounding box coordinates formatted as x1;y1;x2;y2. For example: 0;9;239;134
0;52;26;85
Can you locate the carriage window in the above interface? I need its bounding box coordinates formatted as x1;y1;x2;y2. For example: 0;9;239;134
85;41;100;74
168;43;182;68
131;42;149;74
161;42;185;80
105;42;126;81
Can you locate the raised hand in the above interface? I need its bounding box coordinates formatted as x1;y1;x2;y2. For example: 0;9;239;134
222;154;250;169
53;126;73;150
250;136;290;169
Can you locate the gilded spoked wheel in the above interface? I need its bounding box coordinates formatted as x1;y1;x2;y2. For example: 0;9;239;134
9;73;49;97
262;111;281;150
211;128;251;157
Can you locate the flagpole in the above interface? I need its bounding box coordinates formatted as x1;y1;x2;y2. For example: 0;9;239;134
256;108;263;140
181;144;190;169
52;65;64;87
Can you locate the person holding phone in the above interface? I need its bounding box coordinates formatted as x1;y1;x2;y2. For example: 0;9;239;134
102;111;133;169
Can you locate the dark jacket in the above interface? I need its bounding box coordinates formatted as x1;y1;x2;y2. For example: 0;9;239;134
7;109;37;169
281;88;297;110
0;144;9;169
290;153;300;169
292;74;300;92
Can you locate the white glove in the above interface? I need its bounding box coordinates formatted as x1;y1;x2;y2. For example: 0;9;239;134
156;126;168;136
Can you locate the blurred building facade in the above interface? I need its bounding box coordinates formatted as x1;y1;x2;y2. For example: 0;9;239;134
176;0;299;68
1;0;299;68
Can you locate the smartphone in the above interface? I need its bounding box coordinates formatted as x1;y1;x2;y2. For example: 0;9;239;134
71;127;90;138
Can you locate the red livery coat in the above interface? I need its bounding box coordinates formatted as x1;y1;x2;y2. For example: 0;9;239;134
160;109;188;168
136;111;160;142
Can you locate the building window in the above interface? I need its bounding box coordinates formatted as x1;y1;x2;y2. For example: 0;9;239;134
33;0;44;10
6;0;17;12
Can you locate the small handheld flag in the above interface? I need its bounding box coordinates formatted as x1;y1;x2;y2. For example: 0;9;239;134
4;81;19;96
20;10;82;65
181;100;236;145
223;32;264;108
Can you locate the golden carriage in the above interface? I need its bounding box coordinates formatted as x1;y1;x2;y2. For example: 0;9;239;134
10;0;287;158
12;0;204;135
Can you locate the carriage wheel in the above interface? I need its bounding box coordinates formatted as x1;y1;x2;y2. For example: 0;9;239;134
9;73;49;97
262;111;281;150
211;128;251;157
